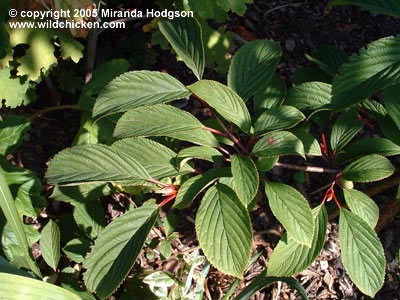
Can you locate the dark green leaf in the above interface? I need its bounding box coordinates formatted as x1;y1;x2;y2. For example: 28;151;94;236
342;155;395;182
305;46;349;77
0;115;30;156
62;237;91;263
252;131;305;158
159;17;204;80
253;73;286;116
384;84;400;130
330;113;363;151
228;40;281;100
73;201;105;240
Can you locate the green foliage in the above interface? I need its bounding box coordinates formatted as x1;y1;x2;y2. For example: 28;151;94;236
330;113;363;151
0;68;35;108
252;131;305;158
83;205;159;299
339;208;385;297
0;273;81;300
189;80;252;132
195;184;252;278
40;220;61;271
0;0;10;59
264;182;314;246
342;189;379;228
228;40;281;101
267;205;327;276
159;17;205;80
329;0;400;18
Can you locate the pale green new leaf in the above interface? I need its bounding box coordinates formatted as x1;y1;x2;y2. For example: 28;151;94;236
231;155;259;207
173;168;231;209
329;0;400;18
383;84;400;130
8;21;83;81
264;182;314;246
252;131;305;158
339;208;385;297
343;189;379;229
331;36;400;109
112;137;193;179
73;201;105;240
177;146;224;169
93;71;191;119
114;104;219;147
83;205;159;299
0;68;34;108
159;18;204;80
228;40;281;100
46;144;151;186
342;154;395;182
330;113;363;151
284;82;332;112
253;73;286;115
216;0;253;15
267;205;327;276
254;105;305;136
188;80;251;132
40;220;61;270
196;184;252;278
0;273;81;300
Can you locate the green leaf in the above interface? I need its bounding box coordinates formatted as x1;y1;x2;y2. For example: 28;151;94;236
342;154;395;182
188;80;251;132
0;68;35;108
73;201;105;240
173;168;231;209
1;158;45;218
253;73;286;115
8;21;83;81
62;237;91;263
305;46;349;77
231;155;259;207
264;182;314;246
340;138;400;162
83;205;159;299
377;114;400;145
159;17;204;80
196;184;252;278
329;0;400;18
0;168;40;277
331;36;400;109
292;67;331;85
330;113;363;151
267;205;327;276
216;0;253;15
254;105;305;136
0;273;81;300
40;220;61;271
159;240;173;260
46;144;151;186
339;208;385;297
51;183;113;206
256;156;279;172
228;40;281;101
233;270;308;300
285;82;332;113
252;131;305;158
343;189;379;229
114;104;219;147
93;71;191;119
384;84;400;130
0;115;30;156
112;137;192;179
79;59;131;110
291;128;322;156
187;0;226;20
0;255;34;278
177;146;224;169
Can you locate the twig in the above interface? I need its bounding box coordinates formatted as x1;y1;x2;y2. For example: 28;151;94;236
274;162;338;174
30;105;80;121
214;115;248;154
203;126;228;137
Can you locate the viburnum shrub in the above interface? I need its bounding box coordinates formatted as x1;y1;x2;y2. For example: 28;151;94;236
45;17;400;299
